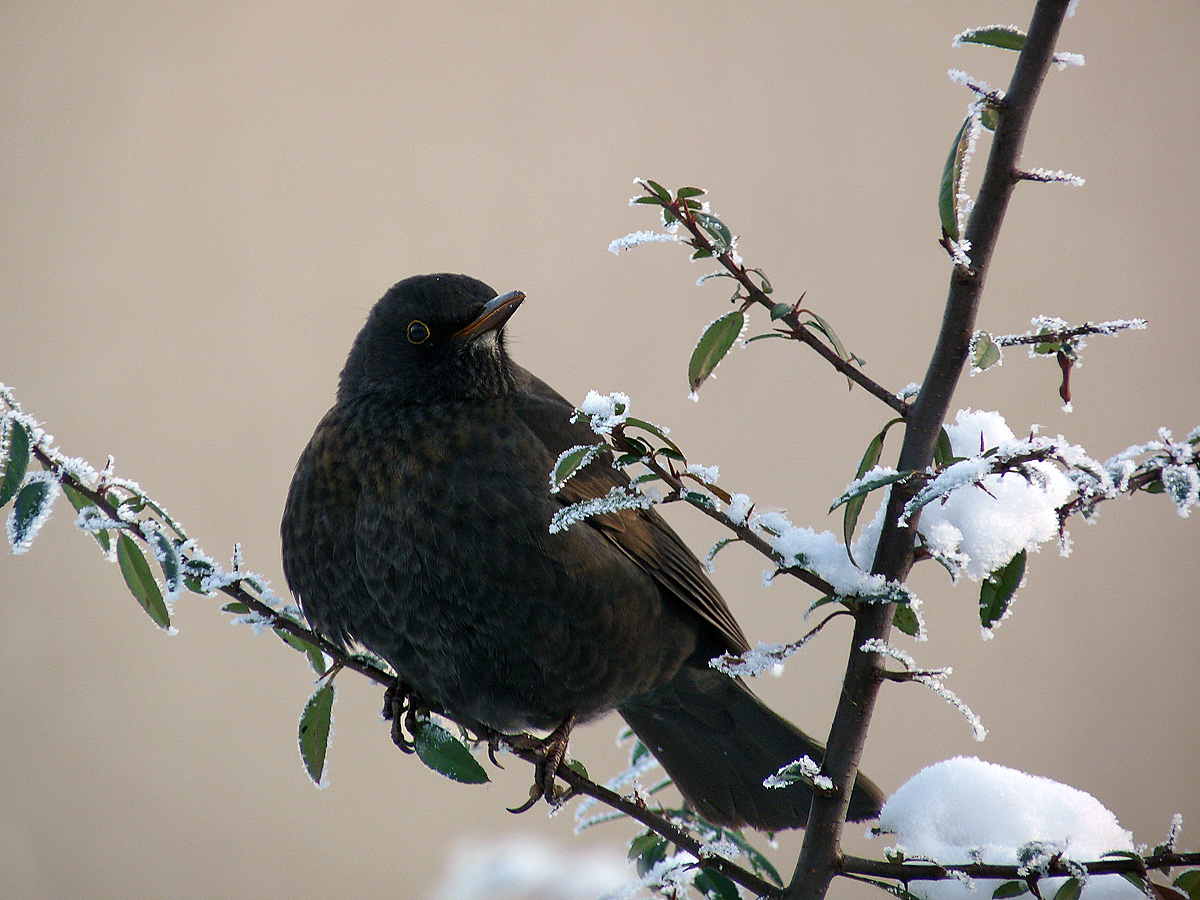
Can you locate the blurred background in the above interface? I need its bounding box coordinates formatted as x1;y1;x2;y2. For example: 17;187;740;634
2;3;1196;898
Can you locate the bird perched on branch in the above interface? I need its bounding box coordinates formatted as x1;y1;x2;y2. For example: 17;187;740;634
281;273;884;829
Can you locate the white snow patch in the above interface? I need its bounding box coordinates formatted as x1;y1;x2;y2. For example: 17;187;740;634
876;757;1142;900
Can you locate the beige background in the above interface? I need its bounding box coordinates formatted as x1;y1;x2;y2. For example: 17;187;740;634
2;3;1197;898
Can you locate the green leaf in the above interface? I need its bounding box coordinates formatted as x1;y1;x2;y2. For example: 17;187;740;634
688;310;745;393
939;114;972;240
719;828;783;886
958;25;1026;51
676;186;706;199
61;482;111;554
624;416;683;455
1174;870;1200;899
298;681;335;785
805;311;860;366
981;103;1001;131
117;533;171;629
893;604;921;637
644;179;671;202
993;881;1030;899
564;758;588;780
550;443;605;492
770;302;792;320
627;830;663;862
413;719;489;784
752;268;773;294
743;332;788;344
1053;877;1083;900
221;601;251;614
934;426;957;468
973;332;1002;371
842;418;904;566
631;832;668;877
275;627;328;675
694;212;732;252
694;868;740;900
0;419;30;507
979;549;1026;629
632;195;662;205
691;247;713;260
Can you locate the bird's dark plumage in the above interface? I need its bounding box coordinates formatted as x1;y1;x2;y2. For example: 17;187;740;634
281;273;884;829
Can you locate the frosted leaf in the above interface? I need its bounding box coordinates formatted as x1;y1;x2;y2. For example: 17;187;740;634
897;382;922;401
6;470;60;554
1161;464;1199;517
876;757;1143;900
549;484;656;534
607;230;681;254
862;640;984;739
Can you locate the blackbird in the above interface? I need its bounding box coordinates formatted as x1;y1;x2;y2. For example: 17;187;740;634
281;273;884;829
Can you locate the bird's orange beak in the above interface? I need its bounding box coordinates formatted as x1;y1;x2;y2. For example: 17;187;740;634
453;290;525;341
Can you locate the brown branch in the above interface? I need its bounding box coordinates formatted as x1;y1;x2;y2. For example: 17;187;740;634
785;4;1075;900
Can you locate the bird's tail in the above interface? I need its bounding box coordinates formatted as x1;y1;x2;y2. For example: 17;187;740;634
618;664;885;831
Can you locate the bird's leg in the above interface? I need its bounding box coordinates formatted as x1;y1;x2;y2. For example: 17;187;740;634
381;679;427;753
507;712;577;813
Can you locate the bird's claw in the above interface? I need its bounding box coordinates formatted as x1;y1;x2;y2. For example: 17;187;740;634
506;713;576;814
382;679;427;753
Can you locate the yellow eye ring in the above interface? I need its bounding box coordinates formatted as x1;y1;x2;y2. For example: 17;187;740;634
407;320;430;344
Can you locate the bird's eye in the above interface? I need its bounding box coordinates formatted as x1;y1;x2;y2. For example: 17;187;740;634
407;320;430;344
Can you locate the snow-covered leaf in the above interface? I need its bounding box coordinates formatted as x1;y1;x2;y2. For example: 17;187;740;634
688;310;745;393
893;604;922;637
7;471;59;554
298;681;335;785
694;212;732;252
549;443;605;493
0;418;30;507
116;533;170;628
413;719;488;784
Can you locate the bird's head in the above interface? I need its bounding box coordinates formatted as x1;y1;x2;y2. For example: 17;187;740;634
337;273;525;404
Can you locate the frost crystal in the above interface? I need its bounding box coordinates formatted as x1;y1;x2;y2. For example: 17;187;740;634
607;230;681;254
6;470;61;554
684;462;719;485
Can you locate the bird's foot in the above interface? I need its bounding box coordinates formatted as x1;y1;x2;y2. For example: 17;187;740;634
381;679;427;753
507;712;577;814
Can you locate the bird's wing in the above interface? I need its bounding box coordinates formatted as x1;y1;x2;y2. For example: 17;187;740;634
511;369;750;655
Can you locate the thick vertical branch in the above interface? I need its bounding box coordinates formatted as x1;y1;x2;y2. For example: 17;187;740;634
784;3;1073;899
